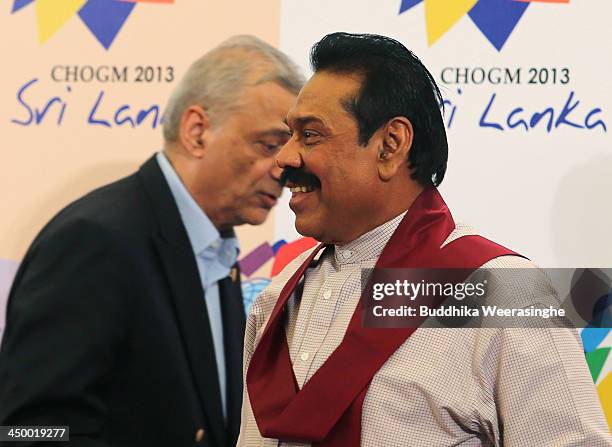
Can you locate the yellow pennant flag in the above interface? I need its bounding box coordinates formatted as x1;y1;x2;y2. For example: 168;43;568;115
424;0;478;46
36;0;86;44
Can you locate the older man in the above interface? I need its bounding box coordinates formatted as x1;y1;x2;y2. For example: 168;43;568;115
238;33;611;446
0;36;303;446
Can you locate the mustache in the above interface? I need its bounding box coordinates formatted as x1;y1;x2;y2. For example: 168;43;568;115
279;167;321;188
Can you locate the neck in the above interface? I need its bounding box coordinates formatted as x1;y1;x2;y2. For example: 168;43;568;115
331;183;424;246
163;147;229;232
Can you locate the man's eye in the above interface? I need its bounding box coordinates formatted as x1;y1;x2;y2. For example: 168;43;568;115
257;142;281;153
303;130;320;142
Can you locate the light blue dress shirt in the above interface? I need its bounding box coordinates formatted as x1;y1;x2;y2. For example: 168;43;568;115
156;152;239;420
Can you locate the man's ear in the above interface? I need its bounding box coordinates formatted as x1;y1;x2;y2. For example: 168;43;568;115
178;105;210;158
377;117;413;181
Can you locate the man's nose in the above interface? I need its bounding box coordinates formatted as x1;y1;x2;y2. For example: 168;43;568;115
276;138;303;171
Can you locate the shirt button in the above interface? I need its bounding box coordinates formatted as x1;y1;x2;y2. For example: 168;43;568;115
211;240;221;250
300;352;310;362
323;289;332;300
343;250;353;259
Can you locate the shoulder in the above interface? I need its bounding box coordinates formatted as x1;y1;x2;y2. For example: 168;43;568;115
63;173;147;227
34;172;151;246
443;223;518;254
444;222;530;263
14;173;156;284
21;214;136;282
445;223;556;306
480;257;559;312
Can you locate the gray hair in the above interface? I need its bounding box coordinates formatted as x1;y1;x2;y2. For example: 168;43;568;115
163;35;305;142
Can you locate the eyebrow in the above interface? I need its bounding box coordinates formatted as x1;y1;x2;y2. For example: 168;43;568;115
284;115;328;129
257;128;292;138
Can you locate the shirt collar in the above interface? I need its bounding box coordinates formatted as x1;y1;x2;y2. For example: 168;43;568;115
333;211;407;266
156;152;239;264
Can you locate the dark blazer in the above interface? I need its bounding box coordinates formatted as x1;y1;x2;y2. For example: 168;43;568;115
0;156;246;447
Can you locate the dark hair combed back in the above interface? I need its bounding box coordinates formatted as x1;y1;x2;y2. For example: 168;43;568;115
310;32;448;186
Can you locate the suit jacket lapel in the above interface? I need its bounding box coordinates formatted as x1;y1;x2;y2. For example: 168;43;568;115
138;156;227;447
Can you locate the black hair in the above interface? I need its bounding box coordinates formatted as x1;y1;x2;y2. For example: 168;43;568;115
310;32;448;186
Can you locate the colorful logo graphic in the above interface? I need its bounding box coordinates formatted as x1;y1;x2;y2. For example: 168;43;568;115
399;0;569;51
239;237;318;311
582;326;611;426
11;0;173;50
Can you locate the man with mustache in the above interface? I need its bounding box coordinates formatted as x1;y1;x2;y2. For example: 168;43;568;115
238;33;610;446
0;36;303;446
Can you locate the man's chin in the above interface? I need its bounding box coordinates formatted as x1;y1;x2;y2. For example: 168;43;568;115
294;216;324;241
241;208;271;226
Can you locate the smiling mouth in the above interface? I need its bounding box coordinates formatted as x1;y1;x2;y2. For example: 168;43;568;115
289;185;316;193
286;181;319;212
280;167;321;190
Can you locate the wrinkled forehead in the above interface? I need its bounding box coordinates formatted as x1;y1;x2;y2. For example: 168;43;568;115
286;71;362;127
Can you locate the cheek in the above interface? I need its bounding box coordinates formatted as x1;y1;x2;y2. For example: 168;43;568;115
237;159;275;191
321;161;352;191
225;144;257;177
321;163;375;206
255;155;277;176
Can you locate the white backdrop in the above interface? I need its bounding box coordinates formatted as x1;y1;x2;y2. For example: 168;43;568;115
276;0;612;269
275;0;612;415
